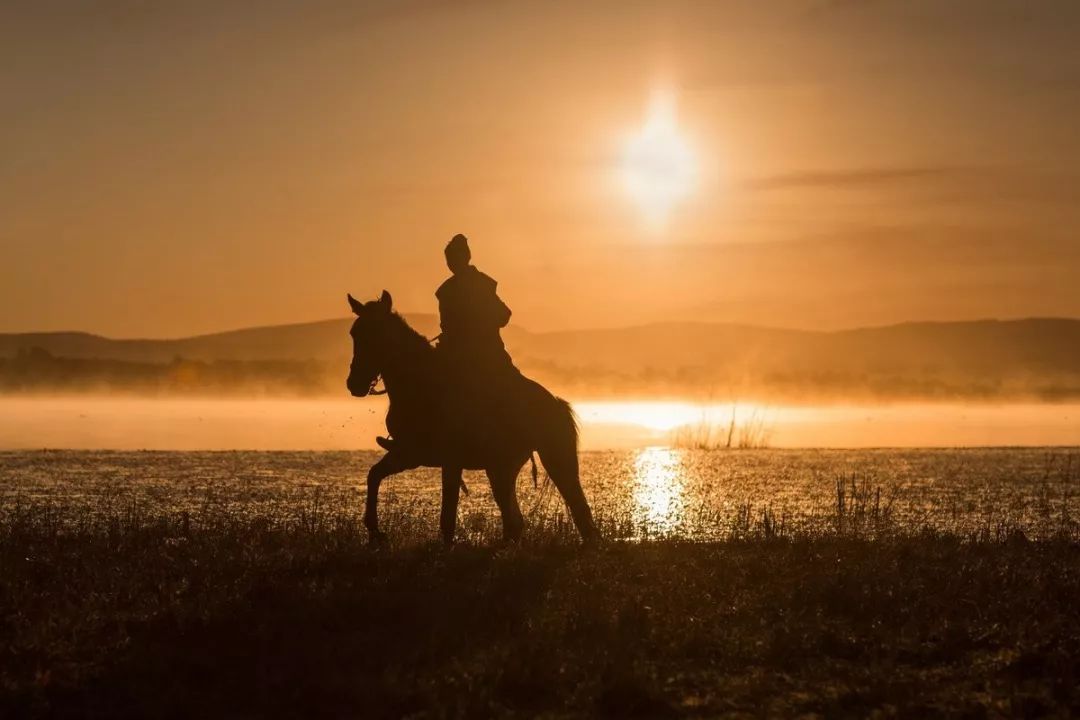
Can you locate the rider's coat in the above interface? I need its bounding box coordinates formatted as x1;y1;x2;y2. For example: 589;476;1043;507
435;264;513;371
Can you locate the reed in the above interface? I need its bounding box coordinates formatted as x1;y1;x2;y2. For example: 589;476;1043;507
2;487;1078;718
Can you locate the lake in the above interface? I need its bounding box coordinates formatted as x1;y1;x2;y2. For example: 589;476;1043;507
3;397;1077;541
3;447;1076;541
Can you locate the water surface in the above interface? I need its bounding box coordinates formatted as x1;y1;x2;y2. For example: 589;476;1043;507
3;448;1075;540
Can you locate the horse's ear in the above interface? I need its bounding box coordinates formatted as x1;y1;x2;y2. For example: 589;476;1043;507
379;290;392;311
347;293;364;315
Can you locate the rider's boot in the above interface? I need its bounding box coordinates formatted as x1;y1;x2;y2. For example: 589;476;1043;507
375;435;396;452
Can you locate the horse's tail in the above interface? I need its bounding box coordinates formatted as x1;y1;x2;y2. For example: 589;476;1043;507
537;396;579;458
557;397;580;453
535;395;595;541
529;396;574;488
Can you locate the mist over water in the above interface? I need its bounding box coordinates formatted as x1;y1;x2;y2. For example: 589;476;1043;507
0;396;1077;450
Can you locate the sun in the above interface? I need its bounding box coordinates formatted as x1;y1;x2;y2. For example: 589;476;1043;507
620;93;697;227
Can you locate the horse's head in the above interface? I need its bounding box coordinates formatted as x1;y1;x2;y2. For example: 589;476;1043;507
345;290;394;397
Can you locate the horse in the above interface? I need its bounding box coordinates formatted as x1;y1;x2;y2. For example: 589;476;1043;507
345;290;598;545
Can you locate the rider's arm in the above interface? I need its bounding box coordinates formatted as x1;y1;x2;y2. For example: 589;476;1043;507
436;281;457;335
491;289;512;328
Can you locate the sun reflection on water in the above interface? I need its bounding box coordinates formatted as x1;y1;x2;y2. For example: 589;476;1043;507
632;446;686;535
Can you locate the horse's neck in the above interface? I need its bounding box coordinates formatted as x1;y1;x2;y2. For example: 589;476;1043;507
381;334;436;402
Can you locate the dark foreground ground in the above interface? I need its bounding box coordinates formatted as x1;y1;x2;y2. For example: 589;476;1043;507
2;505;1078;719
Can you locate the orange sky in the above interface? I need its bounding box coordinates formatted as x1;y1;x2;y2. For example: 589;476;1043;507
3;0;1080;337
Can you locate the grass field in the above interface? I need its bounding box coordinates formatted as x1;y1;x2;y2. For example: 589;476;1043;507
2;488;1078;719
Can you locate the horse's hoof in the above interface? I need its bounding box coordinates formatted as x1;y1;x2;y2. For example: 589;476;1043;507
441;534;456;547
581;531;604;549
368;530;389;547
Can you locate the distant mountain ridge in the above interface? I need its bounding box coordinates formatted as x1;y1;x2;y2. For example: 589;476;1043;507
3;317;1080;399
0;316;433;364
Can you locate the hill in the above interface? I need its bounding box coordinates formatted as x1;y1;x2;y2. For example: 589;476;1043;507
3;317;1080;399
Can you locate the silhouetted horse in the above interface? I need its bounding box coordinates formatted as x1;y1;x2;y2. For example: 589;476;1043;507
346;291;598;545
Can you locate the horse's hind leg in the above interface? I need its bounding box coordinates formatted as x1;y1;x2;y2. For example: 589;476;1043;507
486;466;524;543
440;466;462;545
537;444;598;542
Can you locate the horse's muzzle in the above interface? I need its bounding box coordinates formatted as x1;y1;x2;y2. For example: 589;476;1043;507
346;377;370;397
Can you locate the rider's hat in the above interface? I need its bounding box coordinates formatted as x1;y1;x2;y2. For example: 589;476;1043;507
445;233;471;260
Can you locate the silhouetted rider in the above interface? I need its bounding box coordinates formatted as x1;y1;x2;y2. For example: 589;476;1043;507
375;233;516;453
435;233;514;373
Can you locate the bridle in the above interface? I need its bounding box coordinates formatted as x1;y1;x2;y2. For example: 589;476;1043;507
360;333;441;397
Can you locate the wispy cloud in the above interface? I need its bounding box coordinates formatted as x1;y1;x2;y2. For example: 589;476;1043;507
742;166;975;191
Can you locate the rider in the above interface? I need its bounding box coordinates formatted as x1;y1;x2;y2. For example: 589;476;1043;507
435;233;515;375
375;233;516;452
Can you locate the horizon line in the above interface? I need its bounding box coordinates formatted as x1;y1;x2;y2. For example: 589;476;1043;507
3;315;1079;344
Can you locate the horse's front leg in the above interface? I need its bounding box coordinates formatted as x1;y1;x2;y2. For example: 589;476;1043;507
364;453;410;545
440;467;463;545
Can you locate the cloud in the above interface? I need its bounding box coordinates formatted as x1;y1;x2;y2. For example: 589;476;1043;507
741;166;974;191
803;0;886;18
740;166;1080;217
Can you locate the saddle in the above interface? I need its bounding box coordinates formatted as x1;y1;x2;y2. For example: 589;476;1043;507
376;341;523;456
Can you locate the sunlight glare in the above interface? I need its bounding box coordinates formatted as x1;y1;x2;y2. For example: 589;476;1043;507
620;92;697;228
632;446;686;535
574;401;703;432
574;400;772;434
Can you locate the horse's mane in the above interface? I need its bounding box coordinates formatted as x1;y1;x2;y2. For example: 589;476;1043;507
387;311;435;354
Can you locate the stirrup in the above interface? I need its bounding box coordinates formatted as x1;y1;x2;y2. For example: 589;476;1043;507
375;436;396;451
